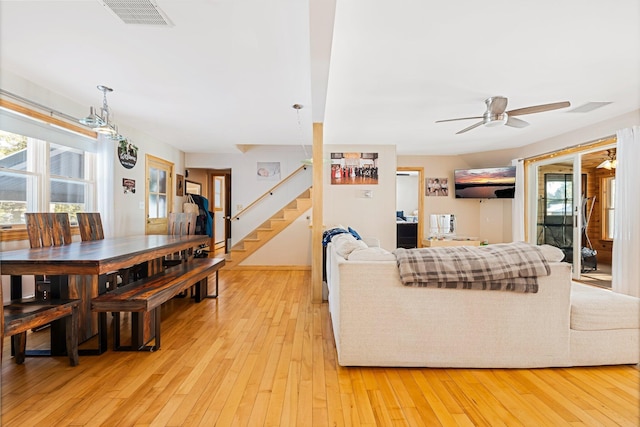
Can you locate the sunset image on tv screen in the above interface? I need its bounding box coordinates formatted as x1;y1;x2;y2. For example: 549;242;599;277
454;167;516;199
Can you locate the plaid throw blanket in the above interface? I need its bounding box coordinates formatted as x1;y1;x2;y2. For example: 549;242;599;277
394;242;550;293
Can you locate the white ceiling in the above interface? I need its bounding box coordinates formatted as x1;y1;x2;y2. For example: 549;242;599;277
1;0;639;156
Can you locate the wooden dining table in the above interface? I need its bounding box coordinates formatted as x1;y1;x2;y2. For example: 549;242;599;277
1;234;210;355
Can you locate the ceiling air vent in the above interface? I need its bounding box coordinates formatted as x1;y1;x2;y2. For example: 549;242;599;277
99;0;173;26
567;102;612;113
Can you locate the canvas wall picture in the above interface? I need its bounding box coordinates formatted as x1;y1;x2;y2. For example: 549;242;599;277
426;177;449;196
330;152;379;185
257;162;281;181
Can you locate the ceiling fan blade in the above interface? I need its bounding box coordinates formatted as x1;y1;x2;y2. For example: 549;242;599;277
507;101;571;116
505;116;529;128
487;96;508;115
456;121;484;134
435;116;483;123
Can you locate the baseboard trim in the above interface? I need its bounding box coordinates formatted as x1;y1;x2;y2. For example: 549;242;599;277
231;265;311;271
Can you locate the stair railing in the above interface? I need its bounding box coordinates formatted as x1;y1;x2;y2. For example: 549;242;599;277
231;164;310;221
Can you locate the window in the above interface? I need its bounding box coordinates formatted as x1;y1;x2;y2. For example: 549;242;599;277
0;131;30;224
601;176;615;240
148;166;168;219
0;130;96;225
213;177;223;211
544;174;573;216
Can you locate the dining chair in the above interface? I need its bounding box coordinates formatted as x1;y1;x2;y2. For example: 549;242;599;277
25;212;72;249
25;213;73;300
76;212;130;289
19;213;80;361
76;212;104;241
164;212;199;298
164;212;198;268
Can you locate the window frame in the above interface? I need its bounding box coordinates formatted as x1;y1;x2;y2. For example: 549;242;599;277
600;176;615;241
0;101;98;241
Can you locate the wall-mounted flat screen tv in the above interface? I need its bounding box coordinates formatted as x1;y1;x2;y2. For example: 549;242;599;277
454;166;516;199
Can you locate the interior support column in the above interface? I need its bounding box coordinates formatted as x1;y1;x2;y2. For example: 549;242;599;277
312;122;324;304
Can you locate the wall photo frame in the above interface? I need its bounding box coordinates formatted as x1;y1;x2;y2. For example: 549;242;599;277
257;162;281;181
186;180;201;195
176;174;184;196
426;177;449;197
330;152;379;185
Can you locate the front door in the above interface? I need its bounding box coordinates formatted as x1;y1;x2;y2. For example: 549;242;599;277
145;155;173;235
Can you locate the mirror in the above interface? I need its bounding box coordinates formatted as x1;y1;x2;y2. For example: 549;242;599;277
429;214;456;237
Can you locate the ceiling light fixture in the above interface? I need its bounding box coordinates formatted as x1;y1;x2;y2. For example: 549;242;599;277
293;104;313;165
79;85;126;141
596;149;617;170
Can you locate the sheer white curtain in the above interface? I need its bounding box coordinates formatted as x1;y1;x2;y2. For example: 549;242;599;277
511;158;525;242
96;135;115;238
612;126;640;297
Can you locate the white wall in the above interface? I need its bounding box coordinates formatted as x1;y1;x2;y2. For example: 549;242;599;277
111;123;184;237
324;145;397;250
242;213;312;266
397;155;513;244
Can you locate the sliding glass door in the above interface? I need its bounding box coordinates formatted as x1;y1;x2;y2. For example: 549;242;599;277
529;155;583;278
526;142;617;286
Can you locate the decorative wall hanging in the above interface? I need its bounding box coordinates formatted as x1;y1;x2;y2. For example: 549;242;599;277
118;139;138;169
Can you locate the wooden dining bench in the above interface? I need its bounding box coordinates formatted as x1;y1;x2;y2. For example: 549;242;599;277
3;298;80;366
91;257;225;351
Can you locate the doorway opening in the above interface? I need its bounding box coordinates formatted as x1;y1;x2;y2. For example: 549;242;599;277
396;167;424;248
209;169;232;256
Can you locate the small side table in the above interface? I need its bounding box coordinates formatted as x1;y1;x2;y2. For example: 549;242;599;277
423;239;481;247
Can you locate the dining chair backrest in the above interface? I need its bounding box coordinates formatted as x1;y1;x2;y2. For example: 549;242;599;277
25;213;72;248
168;212;197;236
76;212;105;241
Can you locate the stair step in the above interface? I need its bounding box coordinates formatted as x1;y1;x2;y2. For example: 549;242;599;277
226;186;311;269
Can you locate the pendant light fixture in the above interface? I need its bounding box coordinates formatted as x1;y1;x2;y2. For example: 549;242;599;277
292;104;312;165
79;85;126;141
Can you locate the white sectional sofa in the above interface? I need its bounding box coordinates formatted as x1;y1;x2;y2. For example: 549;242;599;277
326;237;640;368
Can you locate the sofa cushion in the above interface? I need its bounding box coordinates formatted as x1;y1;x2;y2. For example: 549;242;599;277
570;283;640;331
347;247;396;261
538;244;565;262
333;234;368;258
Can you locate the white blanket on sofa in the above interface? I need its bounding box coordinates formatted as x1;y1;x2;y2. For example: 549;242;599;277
394;242;550;293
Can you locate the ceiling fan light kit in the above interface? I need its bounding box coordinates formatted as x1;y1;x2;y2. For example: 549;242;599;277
597;149;617;169
437;96;571;134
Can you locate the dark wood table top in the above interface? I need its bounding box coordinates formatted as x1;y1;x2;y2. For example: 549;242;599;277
0;234;209;276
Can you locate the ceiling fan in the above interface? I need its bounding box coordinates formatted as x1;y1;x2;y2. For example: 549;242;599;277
436;96;571;134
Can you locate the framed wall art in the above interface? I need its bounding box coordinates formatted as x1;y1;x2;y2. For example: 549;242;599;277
426;177;449;197
330;152;379;185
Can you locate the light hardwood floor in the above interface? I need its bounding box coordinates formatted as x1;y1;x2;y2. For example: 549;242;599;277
2;269;639;426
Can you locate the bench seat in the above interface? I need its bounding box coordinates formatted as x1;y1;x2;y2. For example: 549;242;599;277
91;257;224;351
3;298;80;366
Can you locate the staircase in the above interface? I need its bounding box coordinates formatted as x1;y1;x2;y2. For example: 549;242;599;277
223;188;312;269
